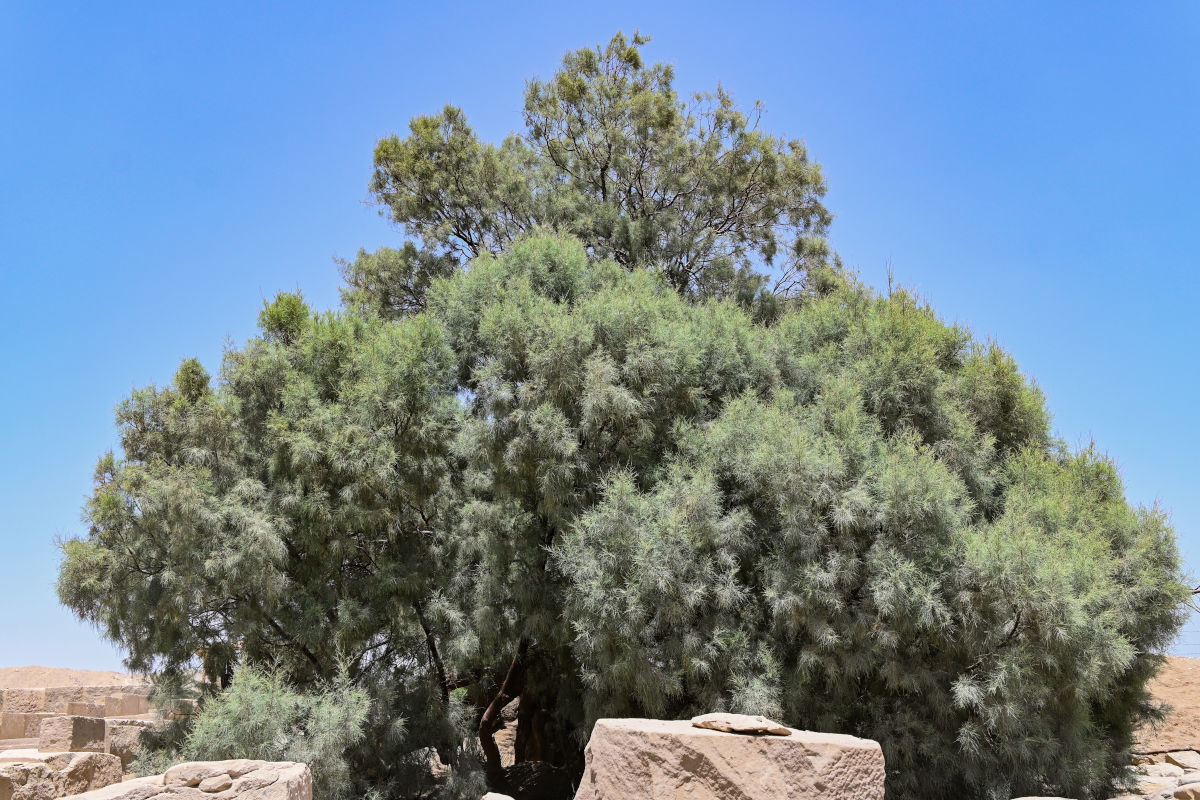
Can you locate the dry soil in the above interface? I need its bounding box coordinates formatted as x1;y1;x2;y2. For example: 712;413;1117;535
0;666;147;689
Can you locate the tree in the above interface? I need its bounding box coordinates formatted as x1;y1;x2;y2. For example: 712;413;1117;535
346;32;832;314
60;33;1186;800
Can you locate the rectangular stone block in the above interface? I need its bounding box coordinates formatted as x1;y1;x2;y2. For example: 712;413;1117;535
103;720;151;770
43;687;136;714
0;690;44;714
67;703;106;717
103;695;149;717
38;716;106;753
0;713;53;740
575;718;886;800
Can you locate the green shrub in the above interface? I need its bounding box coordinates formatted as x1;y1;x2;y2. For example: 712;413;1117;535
138;666;369;800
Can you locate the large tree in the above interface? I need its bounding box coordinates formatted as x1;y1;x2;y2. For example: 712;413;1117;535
60;34;1186;800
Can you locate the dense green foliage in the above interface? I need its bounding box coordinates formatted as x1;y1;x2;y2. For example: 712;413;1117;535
135;666;371;800
59;32;1186;800
346;32;831;315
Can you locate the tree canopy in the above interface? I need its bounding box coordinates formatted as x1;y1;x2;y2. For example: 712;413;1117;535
347;32;831;315
59;33;1186;800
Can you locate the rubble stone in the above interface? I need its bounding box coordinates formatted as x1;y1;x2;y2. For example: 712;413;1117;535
0;752;121;800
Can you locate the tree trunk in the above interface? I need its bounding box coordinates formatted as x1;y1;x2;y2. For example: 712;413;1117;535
479;640;528;785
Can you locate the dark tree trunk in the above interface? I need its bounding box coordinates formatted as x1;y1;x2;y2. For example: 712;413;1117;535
514;687;542;762
479;640;528;786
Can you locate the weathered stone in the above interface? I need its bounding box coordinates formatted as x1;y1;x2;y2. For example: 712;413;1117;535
43;689;144;716
494;725;516;768
689;713;790;736
103;721;151;770
0;715;53;741
1169;751;1200;771
197;776;231;794
165;763;269;788
61;777;164;800
1140;775;1182;794
1177;784;1200;800
102;697;148;719
1135;753;1165;765
0;752;121;800
1;694;45;716
62;762;309;800
1146;763;1188;778
229;769;277;793
574;718;884;800
65;706;105;719
38;717;106;754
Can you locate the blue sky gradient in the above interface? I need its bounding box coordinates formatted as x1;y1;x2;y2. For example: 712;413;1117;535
2;1;1197;669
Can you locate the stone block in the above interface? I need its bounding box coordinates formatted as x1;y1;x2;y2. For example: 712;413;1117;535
0;752;121;800
103;721;151;771
0;694;44;716
65;705;104;719
0;715;53;741
42;688;144;715
38;717;106;754
102;696;148;718
573;718;885;800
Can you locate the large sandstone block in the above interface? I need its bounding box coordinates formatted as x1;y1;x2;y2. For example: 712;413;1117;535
101;696;148;719
102;721;151;770
38;718;106;754
0;752;121;800
64;706;104;719
42;689;145;716
59;760;312;800
574;718;885;800
0;693;44;716
0;715;54;741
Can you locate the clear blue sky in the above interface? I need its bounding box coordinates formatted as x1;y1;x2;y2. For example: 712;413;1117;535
2;1;1197;670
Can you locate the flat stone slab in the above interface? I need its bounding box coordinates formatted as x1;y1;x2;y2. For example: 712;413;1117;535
690;713;790;736
574;718;885;800
1169;751;1200;771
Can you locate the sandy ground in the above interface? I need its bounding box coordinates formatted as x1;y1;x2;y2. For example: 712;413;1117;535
0;666;147;689
1137;655;1200;753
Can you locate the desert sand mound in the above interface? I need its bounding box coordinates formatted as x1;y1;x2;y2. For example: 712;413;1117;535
0;665;147;689
1137;655;1200;753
